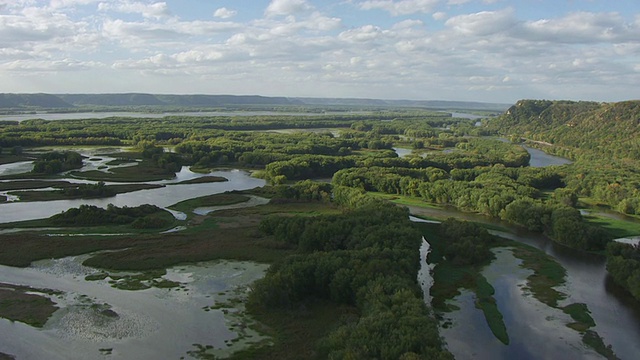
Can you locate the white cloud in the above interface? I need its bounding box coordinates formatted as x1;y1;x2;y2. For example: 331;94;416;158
213;7;236;19
1;58;102;72
49;0;99;9
518;12;635;44
432;11;447;20
1;0;640;102
339;25;384;42
98;1;171;20
265;0;313;17
102;18;241;47
445;8;517;36
357;0;439;16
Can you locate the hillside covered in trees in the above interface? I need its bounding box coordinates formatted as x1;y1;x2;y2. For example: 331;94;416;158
486;99;640;160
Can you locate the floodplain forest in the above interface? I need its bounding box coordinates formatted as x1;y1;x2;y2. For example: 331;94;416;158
0;100;639;359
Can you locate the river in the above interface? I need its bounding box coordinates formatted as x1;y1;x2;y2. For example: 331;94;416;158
0;110;367;122
409;145;640;359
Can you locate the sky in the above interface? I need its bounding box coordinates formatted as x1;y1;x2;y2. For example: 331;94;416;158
1;0;639;104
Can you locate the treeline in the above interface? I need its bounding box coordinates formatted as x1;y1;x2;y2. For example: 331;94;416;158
333;162;610;250
50;204;170;228
437;218;496;265
502;199;608;250
0;112;471;147
60;181;115;198
262;138;529;183
606;242;640;301
250;196;452;359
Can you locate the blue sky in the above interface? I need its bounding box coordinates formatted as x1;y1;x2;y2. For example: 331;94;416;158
1;0;639;103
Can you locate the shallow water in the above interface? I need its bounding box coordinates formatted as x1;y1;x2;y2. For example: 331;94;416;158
0;168;265;223
0;257;269;359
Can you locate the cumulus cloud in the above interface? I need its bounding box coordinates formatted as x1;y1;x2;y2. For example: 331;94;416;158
102;18;241;47
213;7;237;19
339;25;385;42
1;58;102;72
518;12;636;44
357;0;439;16
445;8;517;36
49;0;100;9
265;0;313;17
1;0;639;101
98;1;171;20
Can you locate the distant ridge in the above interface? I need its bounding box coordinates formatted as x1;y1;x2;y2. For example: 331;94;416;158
295;97;510;111
0;93;72;108
0;93;510;111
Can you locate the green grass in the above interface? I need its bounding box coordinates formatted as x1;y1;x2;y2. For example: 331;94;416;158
169;175;228;185
474;275;509;345
0;283;60;327
105;158;136;166
0;209;178;234
8;183;164;202
562;303;595;332
0;154;32;165
69;159;175;182
370;192;442;209
231;300;357;360
583;214;640;239
0;180;73;191
508;243;566;308
582;330;617;360
169;193;250;214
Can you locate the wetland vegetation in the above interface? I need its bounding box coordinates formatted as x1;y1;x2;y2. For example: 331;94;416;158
0;101;639;359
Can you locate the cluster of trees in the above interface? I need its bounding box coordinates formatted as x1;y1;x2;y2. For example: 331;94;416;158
502;199;608;250
138;142;183;174
251;199;452;359
32;151;83;174
262;138;530;183
50;204;168;228
266;180;333;202
606;242;640;301
60;181;115;198
437;218;495;265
